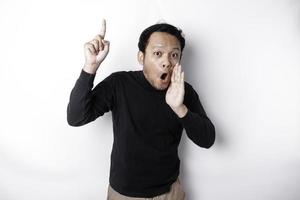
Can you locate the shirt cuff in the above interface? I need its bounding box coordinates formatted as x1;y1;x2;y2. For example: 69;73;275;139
178;109;193;124
77;69;96;88
178;109;208;125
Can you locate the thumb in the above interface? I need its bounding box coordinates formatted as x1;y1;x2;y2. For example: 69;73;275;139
103;40;110;53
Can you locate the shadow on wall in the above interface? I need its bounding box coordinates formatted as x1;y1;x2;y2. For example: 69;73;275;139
181;39;227;148
178;36;228;200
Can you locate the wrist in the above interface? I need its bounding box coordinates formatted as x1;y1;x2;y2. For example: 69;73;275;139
83;63;99;74
172;104;188;118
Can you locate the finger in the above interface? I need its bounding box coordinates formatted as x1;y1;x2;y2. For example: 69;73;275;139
90;39;99;51
176;64;181;83
100;19;106;38
171;65;175;83
85;43;97;54
181;71;184;84
173;63;179;83
180;71;185;91
94;35;102;49
102;40;110;53
94;35;103;51
100;39;107;51
172;63;178;82
179;65;183;81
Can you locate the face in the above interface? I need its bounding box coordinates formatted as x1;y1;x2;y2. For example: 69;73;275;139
138;32;182;90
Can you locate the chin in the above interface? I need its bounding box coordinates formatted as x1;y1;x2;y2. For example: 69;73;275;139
157;86;166;90
156;83;170;90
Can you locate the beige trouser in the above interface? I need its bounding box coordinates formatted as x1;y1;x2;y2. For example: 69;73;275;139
107;179;186;200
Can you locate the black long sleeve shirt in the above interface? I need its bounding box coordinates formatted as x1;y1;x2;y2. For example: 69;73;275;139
67;69;215;198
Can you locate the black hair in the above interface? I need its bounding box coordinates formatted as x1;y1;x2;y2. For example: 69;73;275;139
138;23;185;53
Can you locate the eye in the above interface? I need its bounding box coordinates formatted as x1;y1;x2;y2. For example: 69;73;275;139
154;51;162;57
171;53;179;58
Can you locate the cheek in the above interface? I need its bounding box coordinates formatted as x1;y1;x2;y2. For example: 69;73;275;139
148;56;159;64
143;59;157;77
145;57;160;71
171;57;180;64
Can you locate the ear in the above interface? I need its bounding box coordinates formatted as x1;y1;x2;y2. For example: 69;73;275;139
137;51;144;65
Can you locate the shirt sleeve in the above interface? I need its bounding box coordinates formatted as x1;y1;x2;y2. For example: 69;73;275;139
67;69;116;126
178;85;215;148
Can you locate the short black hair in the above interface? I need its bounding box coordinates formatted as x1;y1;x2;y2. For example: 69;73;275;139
138;23;185;53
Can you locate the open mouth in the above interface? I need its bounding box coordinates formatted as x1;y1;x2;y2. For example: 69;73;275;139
160;73;168;80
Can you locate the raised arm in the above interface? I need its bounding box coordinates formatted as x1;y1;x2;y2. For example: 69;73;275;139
67;19;114;126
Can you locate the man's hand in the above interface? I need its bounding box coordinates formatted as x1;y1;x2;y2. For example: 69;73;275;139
83;19;110;74
166;63;188;118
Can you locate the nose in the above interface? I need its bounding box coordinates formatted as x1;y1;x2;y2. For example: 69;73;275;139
162;56;171;69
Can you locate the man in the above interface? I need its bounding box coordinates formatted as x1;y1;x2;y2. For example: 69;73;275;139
67;19;215;200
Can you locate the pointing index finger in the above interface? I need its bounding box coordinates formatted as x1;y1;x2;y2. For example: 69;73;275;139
100;19;106;38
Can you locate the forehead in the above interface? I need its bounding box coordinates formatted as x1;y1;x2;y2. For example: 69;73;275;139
147;32;181;49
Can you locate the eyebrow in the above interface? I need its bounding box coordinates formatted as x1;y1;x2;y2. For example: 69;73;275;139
152;46;180;50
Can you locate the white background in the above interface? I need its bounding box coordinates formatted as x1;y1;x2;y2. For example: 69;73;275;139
0;0;300;199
